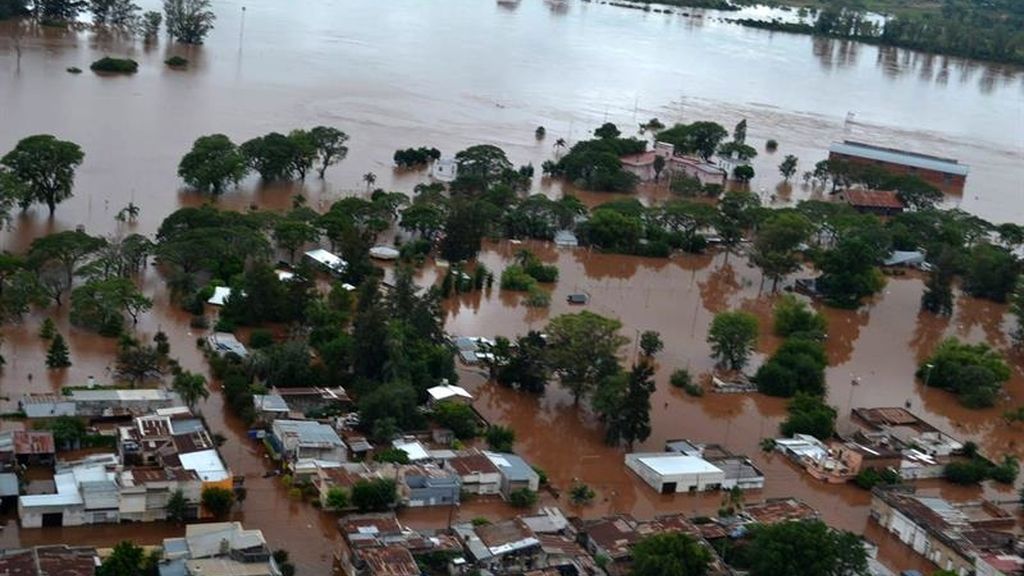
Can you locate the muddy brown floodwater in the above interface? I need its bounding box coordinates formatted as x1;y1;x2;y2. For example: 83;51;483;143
1;0;1022;573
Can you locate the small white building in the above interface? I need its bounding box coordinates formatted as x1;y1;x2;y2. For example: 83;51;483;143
625;453;725;494
206;286;235;306
426;384;474;406
304;248;348;274
206;332;248;358
430;157;458;182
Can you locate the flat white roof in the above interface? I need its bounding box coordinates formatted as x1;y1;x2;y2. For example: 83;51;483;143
305;248;347;271
427;384;473;402
634;454;723;477
207;286;234;306
70;389;172;402
179;449;230;482
393;439;430;461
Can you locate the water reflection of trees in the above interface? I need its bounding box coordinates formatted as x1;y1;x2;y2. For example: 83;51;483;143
813;37;860;70
698;262;741;314
908;309;951;363
822;305;870;365
953;294;1009;348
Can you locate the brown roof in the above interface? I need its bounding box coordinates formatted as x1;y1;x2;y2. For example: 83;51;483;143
743;499;819;525
339;514;404;539
651;513;701;537
359;546;420;576
476;518;536;549
0;546;98;576
128;467;200;484
843;189;903;210
583;515;640;559
172;430;215;454
447;451;499;476
13;431;55;455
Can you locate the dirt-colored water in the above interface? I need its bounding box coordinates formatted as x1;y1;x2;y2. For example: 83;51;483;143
1;0;1022;573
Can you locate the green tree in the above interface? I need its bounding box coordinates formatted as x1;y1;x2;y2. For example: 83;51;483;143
816;235;887;309
166;489;188;523
141;10;162;37
707;311;759;370
733;164;755;182
596;362;656;450
1;134;84;216
495;332;549;394
963;243;1019;302
97;541;153;576
632;532;711;576
756;338;828;397
918;338;1010;408
325;487;350;510
273;217;318;262
310;126;349;179
71;277;152;333
433;402;478;439
747;520;868;576
115;344;163;385
508;488;538;509
639;330;664;358
780;393;837;439
653;154;666;182
163;0;215;44
177;134;248;194
400;202;447;241
750;212;812;291
439;198;489;262
241;132;303;181
772;295;826;340
546;311;629;404
569;481;595;506
90;0;140;28
594;122;621;140
201;486;235;519
351;478;397;512
779;155;798;181
173;370;209;410
46;333;71;368
454;144;513;190
657;122;728;162
39;317;56;339
28;230;106;289
486;424;516;452
49;415;86;449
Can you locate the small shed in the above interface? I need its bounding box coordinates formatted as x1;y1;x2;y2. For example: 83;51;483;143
427;384;473;406
304;248;348;274
206;286;235;306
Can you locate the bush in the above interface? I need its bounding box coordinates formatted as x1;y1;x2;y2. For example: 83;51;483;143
765;139;779;152
524;262;558;283
66;66;82;74
372;447;411;464
945;460;990;485
351;478;397;512
500;265;537;291
918;338;1010;408
90;57;139;74
248;329;274;349
433;402;478;439
508;488;538;509
670;369;703;396
779;393;836;440
524;286;550;308
165;55;188;67
201;487;235;518
486;425;515;452
756;338;828;397
773;295;826;340
853;467;900;490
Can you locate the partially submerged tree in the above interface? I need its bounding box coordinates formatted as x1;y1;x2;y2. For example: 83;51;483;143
707;311;758;370
163;0;215;44
545;311;629;404
1;134;84;216
177;134;248;194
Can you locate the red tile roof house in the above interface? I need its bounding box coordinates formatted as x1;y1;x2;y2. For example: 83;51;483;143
841;189;905;216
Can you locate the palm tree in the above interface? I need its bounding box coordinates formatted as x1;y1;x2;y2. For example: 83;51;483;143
172;371;209;411
363;172;377;192
553;138;567;157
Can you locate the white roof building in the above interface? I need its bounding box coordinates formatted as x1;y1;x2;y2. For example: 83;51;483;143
427;384;473;404
393;438;431;462
625;453;725;494
206;286;235;306
178;449;230;482
305;248;347;273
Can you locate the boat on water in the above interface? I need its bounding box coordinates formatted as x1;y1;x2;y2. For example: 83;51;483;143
369;245;400;261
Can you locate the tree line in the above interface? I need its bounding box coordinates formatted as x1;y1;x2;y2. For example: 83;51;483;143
0;0;217;44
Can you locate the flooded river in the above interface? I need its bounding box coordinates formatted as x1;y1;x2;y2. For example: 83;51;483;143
1;0;1022;573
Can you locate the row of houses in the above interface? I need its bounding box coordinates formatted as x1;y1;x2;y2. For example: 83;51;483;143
870;486;1022;576
12;400;234;528
333;497;825;576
